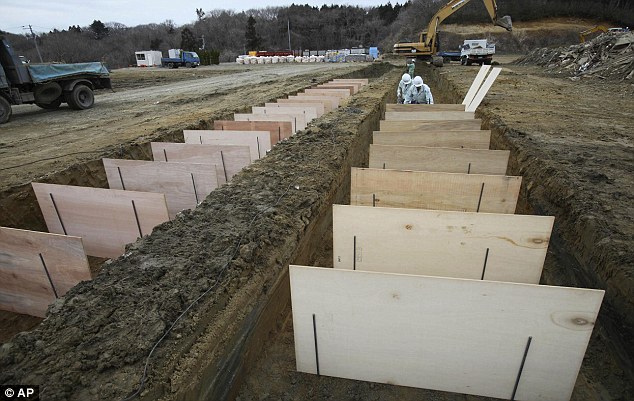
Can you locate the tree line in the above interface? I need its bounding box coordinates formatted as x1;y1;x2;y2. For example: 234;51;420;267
2;0;632;69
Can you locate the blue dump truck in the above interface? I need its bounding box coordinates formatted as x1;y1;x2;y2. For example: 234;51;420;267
161;49;200;69
0;36;111;124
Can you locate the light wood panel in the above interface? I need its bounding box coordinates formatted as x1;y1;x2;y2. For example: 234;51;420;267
380;119;482;131
290;265;604;401
332;205;553;283
252;106;317;124
331;78;368;85
369;145;509;175
384;111;475;120
150;142;251;184
233;113;299;132
385;103;465;112
103;159;217;219
350;168;521;214
32;183;169;258
466;67;502;112
0;227;91;317
265;102;325;117
183;129;271;160
213;120;293;145
462;64;491;106
322;81;363;90
289;95;339;110
315;83;358;94
373;130;490;149
303;88;350;98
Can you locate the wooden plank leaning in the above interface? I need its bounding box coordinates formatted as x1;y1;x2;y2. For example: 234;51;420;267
462;64;491;106
0;226;91;317
233;113;300;132
380;119;482;131
466;67;502;112
183;129;271;160
332;205;553;284
385;103;465;112
290;265;604;401
372;130;491;149
251;106;317;124
369;145;509;175
350;168;521;214
32;183;169;258
103;159;218;219
213;120;293;145
289;95;340;110
384;111;475;120
265;102;325;117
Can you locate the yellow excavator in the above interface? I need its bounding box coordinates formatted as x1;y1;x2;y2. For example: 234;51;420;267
393;0;512;66
579;25;608;43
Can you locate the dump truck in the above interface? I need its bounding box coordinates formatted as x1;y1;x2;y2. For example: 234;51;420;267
393;0;512;66
161;49;200;68
0;36;111;124
460;39;496;65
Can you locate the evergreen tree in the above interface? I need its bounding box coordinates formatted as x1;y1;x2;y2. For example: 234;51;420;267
180;27;197;50
89;20;109;39
245;15;263;51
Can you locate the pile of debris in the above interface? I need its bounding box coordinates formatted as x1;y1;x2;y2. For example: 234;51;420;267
515;32;634;81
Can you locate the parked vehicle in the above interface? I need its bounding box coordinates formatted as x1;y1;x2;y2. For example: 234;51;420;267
1;35;111;124
460;39;495;66
161;49;200;69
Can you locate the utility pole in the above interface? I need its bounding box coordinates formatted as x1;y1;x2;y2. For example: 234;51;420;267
200;34;206;50
287;19;292;52
24;25;43;63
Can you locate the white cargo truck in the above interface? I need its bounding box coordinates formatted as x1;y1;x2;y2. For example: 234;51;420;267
460;39;495;66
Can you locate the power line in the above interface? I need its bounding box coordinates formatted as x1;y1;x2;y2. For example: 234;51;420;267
23;25;43;63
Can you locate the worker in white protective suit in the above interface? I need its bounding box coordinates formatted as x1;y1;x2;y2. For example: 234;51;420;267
404;75;434;104
396;73;412;104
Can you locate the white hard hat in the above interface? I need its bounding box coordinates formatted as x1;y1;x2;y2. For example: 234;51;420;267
402;73;411;84
413;76;424;87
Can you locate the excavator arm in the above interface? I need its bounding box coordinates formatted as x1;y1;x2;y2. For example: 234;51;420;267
393;0;512;62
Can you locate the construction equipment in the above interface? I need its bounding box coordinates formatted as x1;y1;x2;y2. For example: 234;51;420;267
0;35;111;124
579;25;608;42
460;39;495;65
393;0;512;66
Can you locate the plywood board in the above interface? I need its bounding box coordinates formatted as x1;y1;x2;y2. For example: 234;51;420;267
466;67;502;112
213;120;293;145
373;130;490;149
332;205;553;283
321;81;362;90
265;102;325;117
290;265;604;401
103;159;218;219
369;145;509;175
350;168;521;214
315;84;358;94
252;106;317;124
0;227;91;317
331;78;368;85
183;129;271;160
384;111;475;120
462;64;491;106
385;103;465;112
32;183;169;258
150;142;251;184
303;88;350;98
380;119;482;131
233;113;299;132
290;95;339;110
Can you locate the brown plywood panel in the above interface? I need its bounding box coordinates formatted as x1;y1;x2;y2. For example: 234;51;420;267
385;103;465;112
373;130;491;149
333;205;553;284
233;113;299;132
252;106;317;125
289;95;339;110
183;129;271;160
103;159;218;219
213;120;293;145
32;183;169;258
291;265;604;401
150;142;251;184
331;78;368;85
303;88;350;98
315;84;357;94
350;168;521;214
380;119;482;131
384;111;475;120
369;145;509;175
0;227;91;317
265;102;325;117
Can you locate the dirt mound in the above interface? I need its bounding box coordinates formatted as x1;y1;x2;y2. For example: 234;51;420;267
515;31;634;80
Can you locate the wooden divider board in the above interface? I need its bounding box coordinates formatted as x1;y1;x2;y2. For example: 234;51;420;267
103;159;217;219
150;142;250;184
265;102;325;117
252;106;317;124
290;265;604;401
331;78;368;85
373;130;491;149
0;227;91;317
462;64;491;106
466;67;502;112
384;111;475;120
32;183;169;258
380;119;482;131
290;95;340;110
213;120;293;145
350;168;521;214
369;145;509;175
333;205;553;284
183;130;271;160
233;113;299;132
322;81;362;90
385;103;465;112
316;84;358;94
303;88;350;98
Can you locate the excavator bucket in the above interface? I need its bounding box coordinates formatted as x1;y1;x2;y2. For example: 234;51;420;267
496;15;513;31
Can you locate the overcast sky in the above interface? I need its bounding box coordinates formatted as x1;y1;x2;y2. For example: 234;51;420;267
2;0;405;34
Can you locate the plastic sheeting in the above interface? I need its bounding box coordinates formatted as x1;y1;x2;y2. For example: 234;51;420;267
27;62;109;83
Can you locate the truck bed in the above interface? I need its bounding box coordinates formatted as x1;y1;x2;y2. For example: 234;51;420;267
27;62;109;84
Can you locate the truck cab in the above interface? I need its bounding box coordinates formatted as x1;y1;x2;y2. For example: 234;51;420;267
460;39;495;66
